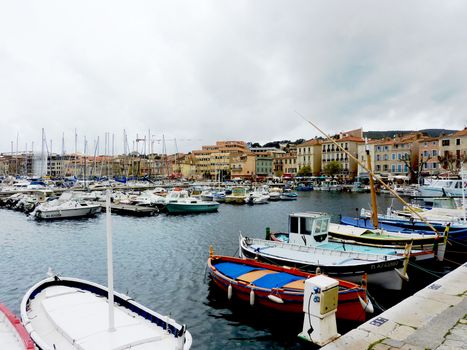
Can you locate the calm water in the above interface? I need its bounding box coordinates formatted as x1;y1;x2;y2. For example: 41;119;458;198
0;192;439;349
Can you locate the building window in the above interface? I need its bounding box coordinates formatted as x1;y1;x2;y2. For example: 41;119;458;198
432;150;437;157
392;154;396;160
404;165;408;172
398;164;402;172
456;138;461;146
433;163;437;169
383;165;388;171
442;139;450;146
384;154;388;160
376;165;381;171
391;165;395;172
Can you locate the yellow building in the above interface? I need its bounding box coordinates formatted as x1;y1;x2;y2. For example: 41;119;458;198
439;128;467;174
296;139;322;175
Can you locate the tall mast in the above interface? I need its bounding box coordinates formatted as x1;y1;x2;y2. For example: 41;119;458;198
105;190;115;332
366;138;379;228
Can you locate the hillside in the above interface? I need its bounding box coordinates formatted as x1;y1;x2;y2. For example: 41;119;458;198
363;129;456;139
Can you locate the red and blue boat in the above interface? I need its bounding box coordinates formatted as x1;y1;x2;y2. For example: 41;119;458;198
208;255;370;322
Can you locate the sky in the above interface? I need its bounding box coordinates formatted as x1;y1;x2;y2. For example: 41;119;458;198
1;0;467;155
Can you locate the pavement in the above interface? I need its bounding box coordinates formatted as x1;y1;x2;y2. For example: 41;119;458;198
321;262;467;350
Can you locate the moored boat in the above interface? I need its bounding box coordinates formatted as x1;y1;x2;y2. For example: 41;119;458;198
21;276;191;350
208;255;369;322
0;303;34;350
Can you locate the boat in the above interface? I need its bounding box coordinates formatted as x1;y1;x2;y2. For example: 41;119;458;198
208;254;369;322
225;186;247;204
279;191;298;200
245;191;269;205
0;303;34;350
268;188;282;201
240;212;412;290
31;192;101;220
166;198;219;214
21;277;191;350
272;223;446;260
419;178;465;198
21;191;192;350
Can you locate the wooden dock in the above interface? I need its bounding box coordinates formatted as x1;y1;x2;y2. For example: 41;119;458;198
322;263;467;350
103;203;158;216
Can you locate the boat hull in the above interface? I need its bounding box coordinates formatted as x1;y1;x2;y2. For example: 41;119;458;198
166;203;219;214
34;205;101;220
208;256;367;322
21;276;192;350
240;236;405;290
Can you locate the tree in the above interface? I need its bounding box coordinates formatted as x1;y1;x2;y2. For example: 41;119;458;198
437;152;461;175
323;161;342;178
297;165;312;176
401;154;431;183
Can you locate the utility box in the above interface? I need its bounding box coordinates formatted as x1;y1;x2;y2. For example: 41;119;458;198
299;275;340;346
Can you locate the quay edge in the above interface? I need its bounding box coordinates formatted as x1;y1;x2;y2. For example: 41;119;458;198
321;262;467;350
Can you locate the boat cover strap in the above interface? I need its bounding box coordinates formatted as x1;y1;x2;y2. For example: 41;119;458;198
215;262;261;279
253;272;303;289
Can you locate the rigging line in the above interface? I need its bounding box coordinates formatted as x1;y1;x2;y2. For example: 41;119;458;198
296;111;441;237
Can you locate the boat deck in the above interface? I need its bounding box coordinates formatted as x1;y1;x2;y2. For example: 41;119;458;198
26;285;182;350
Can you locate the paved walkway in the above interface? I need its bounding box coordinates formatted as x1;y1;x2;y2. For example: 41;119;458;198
321;262;467;350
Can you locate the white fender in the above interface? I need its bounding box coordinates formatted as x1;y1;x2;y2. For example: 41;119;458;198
250;289;255;306
358;295;374;314
227;284;233;300
267;294;284;304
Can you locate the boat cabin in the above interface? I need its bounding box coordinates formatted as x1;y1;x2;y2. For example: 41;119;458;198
287;212;330;246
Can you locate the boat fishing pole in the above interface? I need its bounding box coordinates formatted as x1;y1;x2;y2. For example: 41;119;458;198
296;111;441;237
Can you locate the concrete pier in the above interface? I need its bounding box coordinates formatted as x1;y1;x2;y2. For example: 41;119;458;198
322;263;467;350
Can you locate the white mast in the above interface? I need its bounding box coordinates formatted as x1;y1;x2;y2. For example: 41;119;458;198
105;190;115;332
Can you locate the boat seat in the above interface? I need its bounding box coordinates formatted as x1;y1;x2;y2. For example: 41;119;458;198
282;279;306;290
252;272;304;289
236;270;276;283
214;262;261;279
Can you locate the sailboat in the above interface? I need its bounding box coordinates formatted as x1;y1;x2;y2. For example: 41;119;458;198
21;191;192;350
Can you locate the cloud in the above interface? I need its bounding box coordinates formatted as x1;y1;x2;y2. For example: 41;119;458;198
1;0;467;154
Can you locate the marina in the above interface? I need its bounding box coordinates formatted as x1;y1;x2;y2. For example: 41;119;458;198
0;189;464;349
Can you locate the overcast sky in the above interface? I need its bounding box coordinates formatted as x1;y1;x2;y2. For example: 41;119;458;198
1;0;467;155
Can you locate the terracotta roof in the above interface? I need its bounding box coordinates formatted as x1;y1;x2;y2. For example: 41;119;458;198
451;128;467;137
298;139;321;147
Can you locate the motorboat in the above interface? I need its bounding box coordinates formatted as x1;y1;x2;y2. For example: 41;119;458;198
225;187;247;204
31;192;101;220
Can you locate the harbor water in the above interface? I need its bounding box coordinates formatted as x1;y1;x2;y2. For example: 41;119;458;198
0;192;444;349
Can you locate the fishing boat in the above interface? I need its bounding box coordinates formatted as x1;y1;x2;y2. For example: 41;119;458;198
208;255;370;322
21;191;192;350
0;304;34;350
240;212;411;290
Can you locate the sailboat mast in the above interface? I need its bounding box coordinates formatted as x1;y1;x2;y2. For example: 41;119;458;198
105;190;116;332
366;139;379;228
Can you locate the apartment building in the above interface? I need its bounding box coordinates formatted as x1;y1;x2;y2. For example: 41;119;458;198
230;153;256;179
321;129;364;179
357;141;376;176
373;133;422;180
296;139;322;175
439;128;467;173
418;137;440;176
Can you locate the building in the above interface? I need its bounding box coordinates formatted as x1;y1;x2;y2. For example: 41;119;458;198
357;141;376;177
373;133;423;181
438;129;467;174
255;156;273;179
321;128;364;179
296;139;322;175
230;153;256;180
418;137;440;176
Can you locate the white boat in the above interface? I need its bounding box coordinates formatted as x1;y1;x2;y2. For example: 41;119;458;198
419;179;465;197
31;192;101;220
245;191;269;204
21;277;191;350
225;186;248;204
240;212;410;290
0;303;34;350
21;191;192;350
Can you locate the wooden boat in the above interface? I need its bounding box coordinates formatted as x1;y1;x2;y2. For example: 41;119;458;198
21;191;192;350
208;255;369;322
0;303;34;350
21;277;191;350
240;212;413;290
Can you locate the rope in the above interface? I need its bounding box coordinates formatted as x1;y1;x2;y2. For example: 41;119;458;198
366;290;386;312
442;258;463;266
408;261;445;278
447;239;467;247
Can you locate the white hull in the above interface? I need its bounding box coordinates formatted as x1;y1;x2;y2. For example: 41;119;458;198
21;277;191;350
35;205;101;220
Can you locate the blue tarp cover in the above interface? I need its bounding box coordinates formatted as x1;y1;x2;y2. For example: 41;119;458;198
253;272;303;289
215;262;260;279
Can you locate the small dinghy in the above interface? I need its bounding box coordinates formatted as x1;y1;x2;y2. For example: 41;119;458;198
0;303;34;350
208;255;370;321
21;190;192;350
